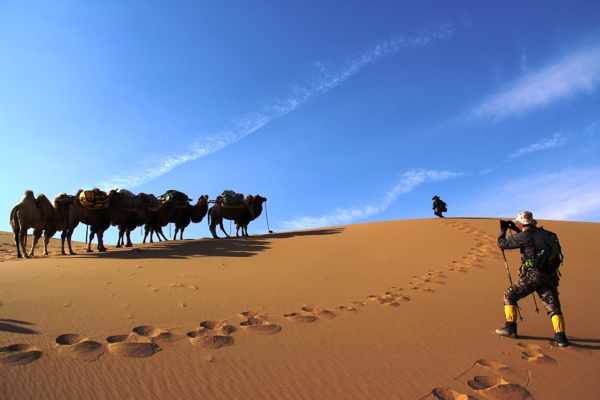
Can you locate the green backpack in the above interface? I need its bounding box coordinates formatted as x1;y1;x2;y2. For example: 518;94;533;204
532;227;564;273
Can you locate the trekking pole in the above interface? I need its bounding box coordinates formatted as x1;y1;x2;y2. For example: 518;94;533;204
501;249;523;321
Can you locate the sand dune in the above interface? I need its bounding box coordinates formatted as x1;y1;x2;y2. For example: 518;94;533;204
1;218;599;399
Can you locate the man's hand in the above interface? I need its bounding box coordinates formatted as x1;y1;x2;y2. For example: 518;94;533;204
500;220;509;232
506;221;521;232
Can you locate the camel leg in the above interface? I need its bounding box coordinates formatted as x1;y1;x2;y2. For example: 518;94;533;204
96;229;107;252
28;229;43;258
125;228;133;247
143;225;150;243
209;222;218;239
13;226;22;259
19;225;30;259
42;228;57;256
157;227;168;241
116;226;124;248
61;230;67;255
218;221;229;238
87;230;95;252
63;227;77;255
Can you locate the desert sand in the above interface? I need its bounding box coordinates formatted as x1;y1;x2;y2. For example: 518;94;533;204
0;218;599;399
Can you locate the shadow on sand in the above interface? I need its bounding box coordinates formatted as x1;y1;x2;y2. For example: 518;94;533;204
0;319;40;335
58;227;345;260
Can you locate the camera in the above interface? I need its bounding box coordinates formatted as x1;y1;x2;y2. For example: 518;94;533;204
500;220;521;232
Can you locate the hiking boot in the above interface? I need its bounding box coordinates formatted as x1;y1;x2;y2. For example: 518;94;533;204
495;322;518;339
554;332;569;347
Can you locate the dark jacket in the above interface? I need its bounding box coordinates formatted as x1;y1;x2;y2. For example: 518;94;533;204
432;199;445;211
497;227;537;262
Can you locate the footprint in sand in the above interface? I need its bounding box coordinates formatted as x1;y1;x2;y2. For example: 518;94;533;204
410;286;435;294
238;312;281;335
447;266;468;273
187;321;236;349
55;334;105;362
350;301;368;307
334;305;359;314
422;386;477;399
454;359;520;383
301;306;336;320
106;333;162;358
283;312;318;323
467;376;534;400
385;290;411;302
133;325;172;341
428;270;447;278
368;295;400;307
517;343;557;365
0;344;43;366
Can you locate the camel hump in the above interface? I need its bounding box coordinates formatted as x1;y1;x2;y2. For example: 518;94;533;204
21;190;36;203
36;194;55;217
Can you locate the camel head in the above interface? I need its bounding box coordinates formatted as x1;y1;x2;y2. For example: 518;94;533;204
254;195;267;204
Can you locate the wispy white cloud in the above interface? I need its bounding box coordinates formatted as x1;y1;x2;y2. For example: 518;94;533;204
471;44;600;121
508;132;567;159
465;167;600;222
99;25;454;190
280;169;462;231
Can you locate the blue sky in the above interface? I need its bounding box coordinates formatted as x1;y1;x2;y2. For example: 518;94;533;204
1;1;599;245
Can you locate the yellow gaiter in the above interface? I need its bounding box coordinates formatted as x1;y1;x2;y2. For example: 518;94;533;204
505;305;518;323
552;314;565;333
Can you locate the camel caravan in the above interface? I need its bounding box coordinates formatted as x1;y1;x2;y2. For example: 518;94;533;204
9;188;268;258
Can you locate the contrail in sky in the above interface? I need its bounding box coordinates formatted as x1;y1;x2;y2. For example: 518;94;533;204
99;24;454;190
280;169;462;231
508;132;567;160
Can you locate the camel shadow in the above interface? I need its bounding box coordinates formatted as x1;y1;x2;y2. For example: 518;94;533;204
63;228;345;260
0;319;40;335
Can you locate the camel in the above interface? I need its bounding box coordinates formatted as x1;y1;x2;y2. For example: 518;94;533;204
115;193;159;247
168;195;209;240
10;190;73;258
208;194;267;238
61;189;113;255
235;195;267;237
142;200;177;244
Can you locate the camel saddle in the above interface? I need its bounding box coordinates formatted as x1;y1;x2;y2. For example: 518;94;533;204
120;193;140;211
79;189;109;209
221;190;244;206
161;190;191;208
